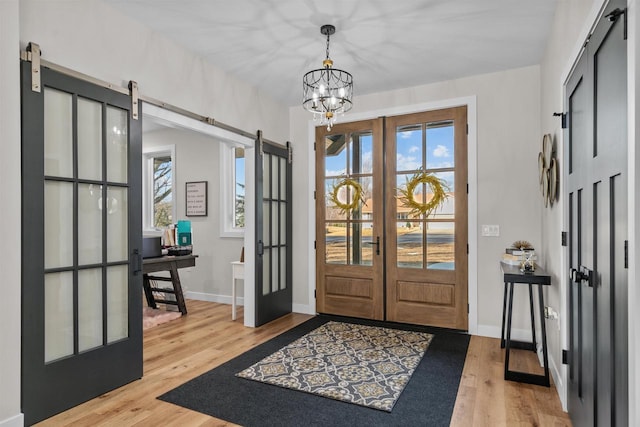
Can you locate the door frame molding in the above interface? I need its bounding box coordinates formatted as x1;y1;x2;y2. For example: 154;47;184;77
305;95;478;334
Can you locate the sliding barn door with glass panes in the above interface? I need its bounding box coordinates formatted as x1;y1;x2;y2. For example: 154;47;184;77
255;137;293;326
21;61;142;425
315;107;468;329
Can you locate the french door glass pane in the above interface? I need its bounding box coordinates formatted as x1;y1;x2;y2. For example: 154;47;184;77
107;186;128;262
44;272;74;362
397;221;423;268
325;134;347;177
263;153;271;199
106;265;128;343
351;222;373;266
396;124;422;173
426;122;454;170
280;202;287;244
279;157;287;201
325;178;347;220
430;172;455;219
78;183;103;265
262;250;270;295
44;181;74;269
280;247;287;290
349;132;373;175
271;202;279;245
106;107;128;183
271;155;279;199
77;97;103;181
326;224;347;264
78;268;103;352
271;247;279;293
427;222;455;270
44;88;73;178
263;201;270;246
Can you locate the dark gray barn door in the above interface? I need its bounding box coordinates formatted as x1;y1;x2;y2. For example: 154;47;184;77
565;2;627;426
21;60;143;425
255;134;292;326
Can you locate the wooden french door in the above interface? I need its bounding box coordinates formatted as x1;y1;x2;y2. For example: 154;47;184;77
255;135;293;326
565;2;628;425
315;119;385;320
315;107;468;329
385;108;468;328
21;61;143;425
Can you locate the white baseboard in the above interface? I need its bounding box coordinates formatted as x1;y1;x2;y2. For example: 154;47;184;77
0;414;23;427
185;291;244;306
292;303;315;315
185;293;315;316
535;341;566;411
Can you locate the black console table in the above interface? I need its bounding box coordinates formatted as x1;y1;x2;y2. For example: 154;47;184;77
500;261;551;387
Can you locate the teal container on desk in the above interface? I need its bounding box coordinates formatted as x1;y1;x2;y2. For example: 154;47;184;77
177;220;192;246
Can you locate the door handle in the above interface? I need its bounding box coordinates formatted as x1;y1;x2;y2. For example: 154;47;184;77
570;266;593;287
132;249;142;275
257;240;264;256
365;236;381;255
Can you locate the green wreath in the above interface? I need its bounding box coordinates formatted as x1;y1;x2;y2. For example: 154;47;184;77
398;171;449;218
329;177;366;214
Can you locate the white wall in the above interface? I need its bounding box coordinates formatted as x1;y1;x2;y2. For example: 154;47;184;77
143;128;244;302
0;1;23;426
289;65;543;334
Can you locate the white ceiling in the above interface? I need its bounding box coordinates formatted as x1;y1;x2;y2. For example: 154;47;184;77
103;0;558;107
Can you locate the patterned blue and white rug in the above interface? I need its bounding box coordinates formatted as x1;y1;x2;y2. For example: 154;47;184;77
236;321;433;412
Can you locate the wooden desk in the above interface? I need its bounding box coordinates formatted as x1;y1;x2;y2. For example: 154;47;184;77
143;255;197;315
500;262;551;387
230;261;244;321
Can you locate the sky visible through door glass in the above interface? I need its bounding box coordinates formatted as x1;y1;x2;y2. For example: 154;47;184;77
324;126;454;178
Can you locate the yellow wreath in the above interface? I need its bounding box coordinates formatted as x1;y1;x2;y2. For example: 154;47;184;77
398;171;449;218
329;177;366;214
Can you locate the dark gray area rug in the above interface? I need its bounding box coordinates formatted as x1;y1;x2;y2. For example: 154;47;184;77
158;315;470;427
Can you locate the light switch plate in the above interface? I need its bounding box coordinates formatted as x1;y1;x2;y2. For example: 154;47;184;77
481;225;500;237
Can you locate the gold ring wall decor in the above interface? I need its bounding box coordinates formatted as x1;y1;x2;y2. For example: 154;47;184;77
329;177;366;214
538;133;558;207
398;171;449;218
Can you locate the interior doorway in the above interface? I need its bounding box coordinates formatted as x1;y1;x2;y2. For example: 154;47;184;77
315;106;468;329
141;103;257;326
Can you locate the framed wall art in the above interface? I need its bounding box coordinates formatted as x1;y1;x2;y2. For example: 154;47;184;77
186;181;208;216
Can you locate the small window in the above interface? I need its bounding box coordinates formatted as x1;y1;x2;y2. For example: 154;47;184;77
234;148;245;228
220;144;245;237
143;146;176;231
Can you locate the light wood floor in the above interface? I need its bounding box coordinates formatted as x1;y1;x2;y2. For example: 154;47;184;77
36;299;571;426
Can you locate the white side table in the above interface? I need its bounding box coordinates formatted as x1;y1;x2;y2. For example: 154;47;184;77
231;261;244;320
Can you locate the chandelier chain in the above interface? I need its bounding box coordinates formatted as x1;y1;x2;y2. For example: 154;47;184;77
325;32;331;61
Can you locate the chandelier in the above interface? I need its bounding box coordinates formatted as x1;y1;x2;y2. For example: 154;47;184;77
302;24;353;130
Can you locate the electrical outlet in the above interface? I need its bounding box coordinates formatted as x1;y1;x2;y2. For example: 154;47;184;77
481;224;500;237
544;306;560;330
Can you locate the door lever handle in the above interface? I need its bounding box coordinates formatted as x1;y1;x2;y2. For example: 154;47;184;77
570;266;593;287
365;236;381;255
